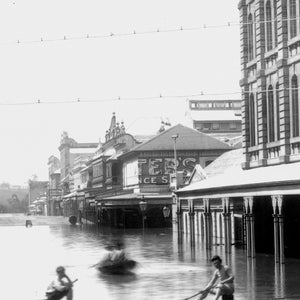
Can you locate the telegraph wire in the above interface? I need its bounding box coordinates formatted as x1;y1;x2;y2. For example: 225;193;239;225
0;87;299;106
0;17;299;46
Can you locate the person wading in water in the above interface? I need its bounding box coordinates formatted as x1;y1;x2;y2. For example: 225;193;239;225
199;255;234;300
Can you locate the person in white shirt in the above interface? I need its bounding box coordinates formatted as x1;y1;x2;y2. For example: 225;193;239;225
199;255;234;300
47;266;73;300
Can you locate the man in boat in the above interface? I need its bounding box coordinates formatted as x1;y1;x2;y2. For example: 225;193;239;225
198;255;234;300
46;266;73;300
110;241;126;263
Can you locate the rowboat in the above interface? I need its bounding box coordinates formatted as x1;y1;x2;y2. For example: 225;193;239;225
45;289;69;300
97;259;137;275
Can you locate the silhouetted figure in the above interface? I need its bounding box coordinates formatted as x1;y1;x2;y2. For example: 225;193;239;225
25;220;32;227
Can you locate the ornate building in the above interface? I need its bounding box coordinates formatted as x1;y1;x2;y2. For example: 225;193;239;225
175;0;300;262
240;0;300;168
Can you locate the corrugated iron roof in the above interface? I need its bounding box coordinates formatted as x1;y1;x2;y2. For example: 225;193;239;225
129;124;232;152
177;149;300;195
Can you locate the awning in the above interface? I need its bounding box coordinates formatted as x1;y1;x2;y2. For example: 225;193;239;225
63;191;85;199
177;161;300;198
96;192;173;206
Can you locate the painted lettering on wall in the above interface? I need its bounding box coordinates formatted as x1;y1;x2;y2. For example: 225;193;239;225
138;157;197;184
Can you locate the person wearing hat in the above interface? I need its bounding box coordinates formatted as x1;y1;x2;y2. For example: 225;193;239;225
198;255;234;300
46;266;73;300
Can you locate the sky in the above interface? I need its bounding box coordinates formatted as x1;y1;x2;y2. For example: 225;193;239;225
0;0;240;185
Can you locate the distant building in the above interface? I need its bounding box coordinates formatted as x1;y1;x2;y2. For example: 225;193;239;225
28;180;48;215
185;99;242;145
0;185;28;213
58;131;98;195
72;112;232;228
47;156;62;215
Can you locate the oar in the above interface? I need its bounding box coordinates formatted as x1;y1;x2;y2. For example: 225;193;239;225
182;290;204;300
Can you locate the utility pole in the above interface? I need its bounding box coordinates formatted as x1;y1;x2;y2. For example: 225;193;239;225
171;134;179;190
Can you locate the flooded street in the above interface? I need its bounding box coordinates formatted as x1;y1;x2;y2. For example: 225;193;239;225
2;220;300;300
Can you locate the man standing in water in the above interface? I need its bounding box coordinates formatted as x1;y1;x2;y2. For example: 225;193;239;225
199;255;234;300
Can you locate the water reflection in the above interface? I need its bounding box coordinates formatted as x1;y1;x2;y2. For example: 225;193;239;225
1;224;300;299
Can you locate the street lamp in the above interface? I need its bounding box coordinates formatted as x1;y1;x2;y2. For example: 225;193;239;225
139;198;147;230
171;134;179;190
162;206;171;218
162;206;171;227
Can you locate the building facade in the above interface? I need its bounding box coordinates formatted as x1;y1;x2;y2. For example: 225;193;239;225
185;99;242;146
175;0;300;262
59;131;98;195
62;114;232;228
240;0;300;168
47;155;62;216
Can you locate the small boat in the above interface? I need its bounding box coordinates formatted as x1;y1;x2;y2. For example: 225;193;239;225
44;279;77;300
97;259;137;275
45;289;69;300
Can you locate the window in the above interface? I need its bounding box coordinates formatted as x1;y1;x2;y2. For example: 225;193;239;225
274;0;278;47
290;0;297;38
212;123;220;130
249;93;256;146
266;1;273;51
267;85;275;142
291;75;299;137
247;13;254;61
106;163;112;178
229;122;237;130
203;123;212;130
275;82;280;140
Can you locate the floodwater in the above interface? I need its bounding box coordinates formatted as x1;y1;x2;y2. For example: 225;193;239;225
2;223;300;300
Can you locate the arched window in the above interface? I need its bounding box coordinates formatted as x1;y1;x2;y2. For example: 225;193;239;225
275;82;280;140
274;0;278;47
291;75;299;137
290;0;297;38
249;93;256;146
248;14;254;61
266;1;273;51
267;85;275;142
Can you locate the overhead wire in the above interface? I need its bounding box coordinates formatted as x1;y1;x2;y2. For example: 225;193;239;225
0;87;299;106
0;17;299;46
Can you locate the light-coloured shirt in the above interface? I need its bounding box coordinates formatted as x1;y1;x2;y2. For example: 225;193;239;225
214;265;234;289
48;277;70;292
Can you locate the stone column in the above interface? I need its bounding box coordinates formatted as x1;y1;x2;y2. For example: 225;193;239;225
244;196;255;258
219;213;223;245
272;195;280;263
213;210;218;246
278;195;284;264
222;197;231;253
249;197;255;258
203;198;211;249
188;198;195;246
272;195;284;264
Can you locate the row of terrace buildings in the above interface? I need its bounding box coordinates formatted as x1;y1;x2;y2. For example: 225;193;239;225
46;112;236;228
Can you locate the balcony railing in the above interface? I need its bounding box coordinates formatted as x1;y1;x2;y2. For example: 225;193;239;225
249;150;259;162
290;141;300;155
105;176;121;186
267;145;280;159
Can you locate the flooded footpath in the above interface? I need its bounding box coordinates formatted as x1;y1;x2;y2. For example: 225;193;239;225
1;216;300;300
